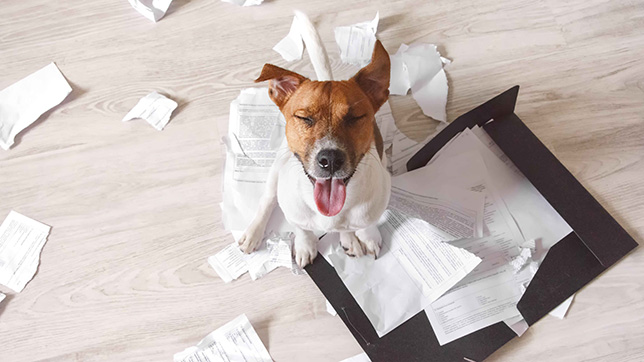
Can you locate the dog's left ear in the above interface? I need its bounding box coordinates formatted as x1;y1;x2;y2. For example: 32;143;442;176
351;40;391;111
255;64;308;108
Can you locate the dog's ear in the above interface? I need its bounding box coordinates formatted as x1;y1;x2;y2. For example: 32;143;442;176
351;40;391;111
255;64;308;108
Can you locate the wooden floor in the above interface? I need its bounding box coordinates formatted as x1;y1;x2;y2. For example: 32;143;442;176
1;0;643;361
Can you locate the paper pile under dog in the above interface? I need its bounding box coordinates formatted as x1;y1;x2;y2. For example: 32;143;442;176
321;122;573;344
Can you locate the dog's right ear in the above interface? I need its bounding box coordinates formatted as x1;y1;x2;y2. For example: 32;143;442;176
255;64;308;108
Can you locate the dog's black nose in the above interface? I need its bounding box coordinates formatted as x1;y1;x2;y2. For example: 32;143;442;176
317;149;345;173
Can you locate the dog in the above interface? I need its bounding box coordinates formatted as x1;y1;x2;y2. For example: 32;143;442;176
238;16;391;268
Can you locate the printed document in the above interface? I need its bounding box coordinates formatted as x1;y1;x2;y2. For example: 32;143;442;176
320;207;481;337
174;314;272;362
0;211;51;292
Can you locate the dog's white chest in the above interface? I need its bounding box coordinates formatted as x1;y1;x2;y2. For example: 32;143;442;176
277;147;391;232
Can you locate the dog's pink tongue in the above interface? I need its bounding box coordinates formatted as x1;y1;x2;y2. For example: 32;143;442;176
313;178;346;217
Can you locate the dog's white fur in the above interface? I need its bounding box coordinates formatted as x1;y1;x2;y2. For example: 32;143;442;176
238;13;391;267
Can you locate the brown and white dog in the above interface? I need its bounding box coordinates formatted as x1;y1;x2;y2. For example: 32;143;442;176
238;21;391;268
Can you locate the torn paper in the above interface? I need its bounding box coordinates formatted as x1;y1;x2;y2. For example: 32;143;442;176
389;44;411;95
549;294;574;319
221;0;263;6
334;13;379;66
504;315;529;337
0;292;5;305
326;299;338;316
0;211;51;292
208;243;249;283
403;44;448;122
174;314;272;362
122;92;177;131
209;233;299;282
341;353;371;362
0;63;72;150
273;15;304;62
128;0;173;22
320;208;480;337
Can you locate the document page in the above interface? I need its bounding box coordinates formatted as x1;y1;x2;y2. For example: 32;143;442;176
221;88;291;234
418;152;527;345
0;211;51;292
174;314;272;362
320;207;481;337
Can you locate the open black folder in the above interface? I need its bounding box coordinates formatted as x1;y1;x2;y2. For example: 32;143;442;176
305;87;639;361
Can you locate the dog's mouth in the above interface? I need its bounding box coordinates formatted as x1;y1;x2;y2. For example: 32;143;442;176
310;176;351;217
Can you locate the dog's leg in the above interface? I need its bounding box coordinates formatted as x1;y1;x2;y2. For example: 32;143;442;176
341;224;382;258
238;148;288;253
293;226;318;268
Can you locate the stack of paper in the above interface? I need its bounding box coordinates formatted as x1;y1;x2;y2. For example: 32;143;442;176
0;211;51;292
174;314;272;362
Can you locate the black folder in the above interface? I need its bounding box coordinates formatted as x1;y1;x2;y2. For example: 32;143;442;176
305;86;639;361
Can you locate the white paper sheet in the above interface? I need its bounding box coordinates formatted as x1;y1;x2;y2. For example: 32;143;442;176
209;234;297;282
0;63;72;150
0;292;5;305
220;88;291;235
128;0;173;22
389;43;449;122
340;352;371;362
208;243;249;283
273;15;304;62
390;121;447;176
334;13;379;66
389;44;411;96
221;0;263;6
174;314;272;362
326;299;338;316
549;294;574;319
320;207;481;337
122;92;178;131
0;211;51;292
504;315;529;337
418;152;527;345
468;125;572;254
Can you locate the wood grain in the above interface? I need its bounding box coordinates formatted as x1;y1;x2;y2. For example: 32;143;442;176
0;0;642;361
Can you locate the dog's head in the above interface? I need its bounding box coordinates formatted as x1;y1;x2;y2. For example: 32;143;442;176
256;40;390;217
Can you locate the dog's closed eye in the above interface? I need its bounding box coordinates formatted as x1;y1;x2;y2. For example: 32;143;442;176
344;114;365;126
294;114;315;127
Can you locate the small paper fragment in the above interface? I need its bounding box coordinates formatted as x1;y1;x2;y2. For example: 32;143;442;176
0;62;72;150
334;12;380;66
340;352;372;362
122;91;178;131
128;0;173;22
326;299;338;316
0;292;5;304
221;0;264;6
0;211;51;292
174;314;272;362
273;16;304;62
549;294;574;319
389;44;411;95
208;243;249;283
509;247;533;274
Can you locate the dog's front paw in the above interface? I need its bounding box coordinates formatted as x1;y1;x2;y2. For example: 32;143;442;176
293;232;318;268
356;226;382;258
340;232;366;258
238;223;264;254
